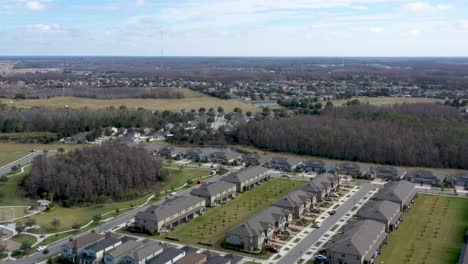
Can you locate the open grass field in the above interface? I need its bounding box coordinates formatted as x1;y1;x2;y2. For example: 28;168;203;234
332;96;443;106
0;142;79;168
0;165;32;206
0;207;29;222
18;165;211;234
0;88;259;113
10;234;37;246
376;194;468;264
160;178;306;248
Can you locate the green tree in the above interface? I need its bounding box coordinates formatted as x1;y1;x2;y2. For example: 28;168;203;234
93;214;102;222
50;218;61;230
15;224;26;234
25;218;36;227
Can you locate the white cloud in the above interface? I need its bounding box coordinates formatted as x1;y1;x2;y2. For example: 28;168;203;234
23;0;47;11
369;27;383;33
456;20;468;31
403;2;454;13
407;29;422;37
351;5;369;11
23;24;65;32
136;0;144;6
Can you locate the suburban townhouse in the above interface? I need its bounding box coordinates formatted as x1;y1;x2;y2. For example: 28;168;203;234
134;195;207;234
104;240;143;264
80;234;123;264
373;181;417;211
301;180;327;201
123;241;163;264
225;206;293;252
208;151;243;165
61;232;106;263
370;165;407;181
315;173;340;192
326;220;388;264
241;153;271;167
147;247;186;264
406;169;445;186
175;252;208;264
355;200;402;232
156;146;186;159
190;181;237;207
303;159;334;174
266;157;303;172
184;147;210;162
222;166;270;192
336;162;368;177
449;172;468;191
272;189;316;219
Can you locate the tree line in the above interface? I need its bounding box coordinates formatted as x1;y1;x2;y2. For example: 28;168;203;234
23;143;165;206
232;103;468;169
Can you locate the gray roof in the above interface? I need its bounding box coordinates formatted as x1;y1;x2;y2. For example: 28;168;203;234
191;181;236;197
450;172;468;182
270;157;303;167
223;166;269;184
206;255;231;264
407;170;444;181
356;200;401;224
106;240;143;258
314;173;337;188
227;206;291;238
147;248;185;264
129;241;163;261
136;195;205;222
373;165;406;179
85;237;120;252
373;181;416;205
301;180;325;195
209;151;242;161
272;190;311;210
242;153;271;164
327;220;386;257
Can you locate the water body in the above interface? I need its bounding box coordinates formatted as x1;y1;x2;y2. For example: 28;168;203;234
250;102;279;108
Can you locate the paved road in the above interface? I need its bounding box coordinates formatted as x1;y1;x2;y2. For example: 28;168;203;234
277;183;373;264
1;168;230;264
0;151;45;178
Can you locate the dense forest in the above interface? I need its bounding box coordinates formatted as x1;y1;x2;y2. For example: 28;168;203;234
0;106;195;138
24;143;164;205
233;103;468;169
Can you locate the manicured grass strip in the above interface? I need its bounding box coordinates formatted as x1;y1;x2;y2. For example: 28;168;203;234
160;178;305;248
376;195;468;264
0;207;29;222
330;225;339;232
11;234;37;245
0;165;32;206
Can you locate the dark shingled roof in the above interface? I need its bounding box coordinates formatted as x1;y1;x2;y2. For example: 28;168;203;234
191;181;236;197
85;237;120;252
147;248;185;264
136;195;205;222
222;166;269;184
373;181;416;205
356;200;401;224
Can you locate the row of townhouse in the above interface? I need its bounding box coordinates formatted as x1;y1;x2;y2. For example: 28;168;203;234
61;232;233;264
155;146;243;165
326;181;417;264
134;166;271;234
225;173;341;252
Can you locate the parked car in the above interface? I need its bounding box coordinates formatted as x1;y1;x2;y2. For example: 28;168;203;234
329;210;336;215
265;246;279;253
324;197;334;202
281;229;291;235
311;208;321;214
170;192;177;196
315;255;327;261
36;246;47;252
313;223;322;228
330;193;339;198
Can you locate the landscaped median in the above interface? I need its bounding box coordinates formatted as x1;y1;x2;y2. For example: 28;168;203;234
376;194;468;264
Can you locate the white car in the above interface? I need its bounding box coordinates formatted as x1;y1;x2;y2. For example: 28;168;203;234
170;192;177;196
36;246;47;252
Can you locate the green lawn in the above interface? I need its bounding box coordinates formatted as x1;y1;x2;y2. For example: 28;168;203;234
0;207;29;222
0;165;32;206
376;194;468;264
18;165;211;234
160;178;306;248
11;234;37;245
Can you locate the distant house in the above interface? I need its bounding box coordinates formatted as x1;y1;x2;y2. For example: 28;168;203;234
175;252;207;264
326;220;387;264
449;172;468;190
184;148;208;162
336;162;368;177
61;232;105;263
37;200;51;211
407;170;444;186
123;241;163;264
303;159;333;173
267;157;303;172
370;165;406;181
241;153;271;167
191;181;237;207
272;190;316;219
134;195;207;234
157;146;185;160
126;131;142;143
147;248;186;264
206;255;231;264
225;206;292;251
355;200;402;232
208;152;242;165
314;173;340;192
81;234;122;264
222;166;270;192
373;181;417;211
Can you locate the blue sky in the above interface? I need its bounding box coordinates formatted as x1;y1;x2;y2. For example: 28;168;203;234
0;0;467;56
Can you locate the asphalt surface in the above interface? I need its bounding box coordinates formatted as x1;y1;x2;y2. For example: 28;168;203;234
277;183;373;264
0;151;44;178
1;168;230;264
